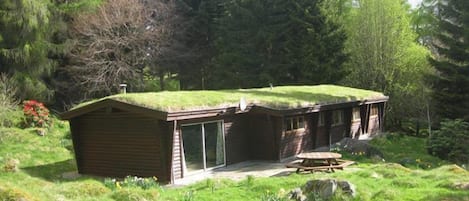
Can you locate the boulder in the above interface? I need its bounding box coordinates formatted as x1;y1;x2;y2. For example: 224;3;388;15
294;179;356;200
304;179;337;199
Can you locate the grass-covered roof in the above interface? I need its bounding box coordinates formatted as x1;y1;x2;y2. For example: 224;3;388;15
76;85;386;113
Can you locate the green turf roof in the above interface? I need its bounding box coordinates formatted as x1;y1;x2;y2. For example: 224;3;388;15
76;85;386;113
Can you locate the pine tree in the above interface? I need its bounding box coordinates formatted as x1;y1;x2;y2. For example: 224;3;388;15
0;0;56;101
208;0;347;89
430;0;469;120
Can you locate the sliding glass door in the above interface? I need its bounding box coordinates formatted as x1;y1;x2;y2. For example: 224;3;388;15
181;121;225;173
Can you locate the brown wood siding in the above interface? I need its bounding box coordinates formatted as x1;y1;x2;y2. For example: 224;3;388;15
170;121;183;180
71;108;166;180
315;126;328;148
280;115;313;159
249;115;279;160
330;125;346;144
224;115;250;164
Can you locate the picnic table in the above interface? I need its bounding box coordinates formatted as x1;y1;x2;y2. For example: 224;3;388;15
286;152;355;173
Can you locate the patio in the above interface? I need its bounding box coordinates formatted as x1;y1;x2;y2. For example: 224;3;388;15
172;160;294;186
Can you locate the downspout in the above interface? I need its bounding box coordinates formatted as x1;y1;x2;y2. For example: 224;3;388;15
170;120;177;184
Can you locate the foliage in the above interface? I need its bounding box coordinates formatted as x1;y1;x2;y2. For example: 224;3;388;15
75;85;385;112
369;133;444;169
428;119;469;164
22;100;51;129
338;0;434;129
60;0;179;100
111;188;159;201
0;0;59;102
0;73;21;127
209;0;347;89
104;176;159;190
429;0;469;121
1;119;468;201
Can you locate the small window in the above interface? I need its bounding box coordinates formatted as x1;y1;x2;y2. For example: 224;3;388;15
318;113;325;126
284;116;305;131
352;108;360;121
370;105;378;116
332;110;343;126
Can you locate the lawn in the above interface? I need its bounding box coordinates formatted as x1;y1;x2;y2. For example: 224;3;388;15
1;121;468;201
74;85;386;112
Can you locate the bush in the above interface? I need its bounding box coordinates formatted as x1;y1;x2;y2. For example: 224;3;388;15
22;100;52;129
111;188;159;201
104;176;159;190
0;73;20;127
428;119;469;164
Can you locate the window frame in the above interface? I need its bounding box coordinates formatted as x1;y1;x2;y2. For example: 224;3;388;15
284;116;306;132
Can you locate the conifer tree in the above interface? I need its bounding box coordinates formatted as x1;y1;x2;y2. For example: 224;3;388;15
0;0;56;101
430;0;469;120
208;0;347;89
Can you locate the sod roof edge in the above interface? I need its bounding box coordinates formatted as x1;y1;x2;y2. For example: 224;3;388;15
64;85;387;118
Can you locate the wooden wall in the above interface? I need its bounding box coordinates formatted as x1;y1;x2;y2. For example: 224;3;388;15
280;114;313;159
70;108;168;181
248;114;280;160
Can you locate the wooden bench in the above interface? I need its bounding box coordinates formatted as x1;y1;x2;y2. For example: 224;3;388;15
286;159;355;173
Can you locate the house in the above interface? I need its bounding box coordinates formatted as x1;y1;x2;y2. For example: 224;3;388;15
61;85;388;183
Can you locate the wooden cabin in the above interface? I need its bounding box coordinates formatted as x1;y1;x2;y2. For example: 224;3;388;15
61;85;388;183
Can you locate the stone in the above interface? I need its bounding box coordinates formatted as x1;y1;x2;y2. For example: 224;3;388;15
301;179;357;200
289;188;307;201
337;180;357;197
303;179;337;199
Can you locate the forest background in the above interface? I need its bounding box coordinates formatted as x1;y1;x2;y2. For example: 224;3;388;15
0;0;466;136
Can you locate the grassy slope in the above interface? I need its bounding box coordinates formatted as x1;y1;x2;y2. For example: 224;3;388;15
75;85;386;112
1;122;468;201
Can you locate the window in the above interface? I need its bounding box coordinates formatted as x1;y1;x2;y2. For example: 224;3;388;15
370;105;378;116
318;113;325;126
332;110;343;126
181;121;225;174
284;116;305;131
352;108;360;121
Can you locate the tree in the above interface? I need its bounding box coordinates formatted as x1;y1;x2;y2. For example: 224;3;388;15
340;0;434;129
428;119;469;164
429;0;469;121
208;0;347;89
61;0;177;100
0;0;57;101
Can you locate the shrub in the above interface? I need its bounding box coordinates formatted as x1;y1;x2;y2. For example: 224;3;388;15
0;73;20;127
22;100;51;129
428;119;469;164
104;176;159;190
111;188;159;201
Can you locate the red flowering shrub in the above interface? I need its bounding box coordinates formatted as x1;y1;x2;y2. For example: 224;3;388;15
23;100;51;128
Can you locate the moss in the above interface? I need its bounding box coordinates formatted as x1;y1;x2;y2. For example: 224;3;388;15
73;85;386;112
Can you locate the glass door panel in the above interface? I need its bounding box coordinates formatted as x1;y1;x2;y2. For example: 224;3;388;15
204;122;225;168
181;124;204;172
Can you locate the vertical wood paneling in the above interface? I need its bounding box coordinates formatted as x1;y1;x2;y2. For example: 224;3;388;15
71;109;167;181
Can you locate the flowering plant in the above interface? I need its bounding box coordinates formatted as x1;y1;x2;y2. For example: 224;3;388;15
23;100;51;129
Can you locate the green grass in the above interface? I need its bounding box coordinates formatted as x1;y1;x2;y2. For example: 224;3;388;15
1;119;468;201
74;85;386;112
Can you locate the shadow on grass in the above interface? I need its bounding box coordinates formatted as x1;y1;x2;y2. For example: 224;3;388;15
22;159;79;181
